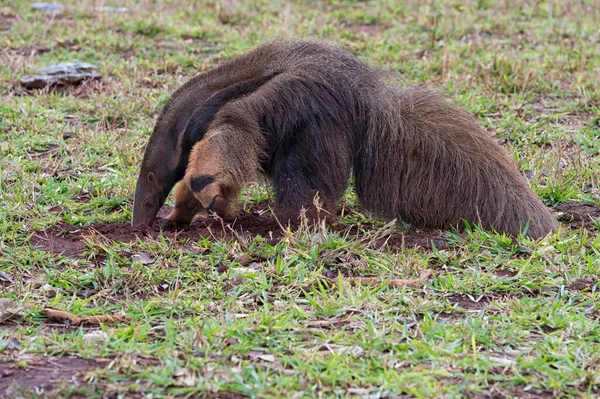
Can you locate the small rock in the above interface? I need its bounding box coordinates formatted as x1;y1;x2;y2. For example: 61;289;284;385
39;283;58;297
249;350;275;362
21;62;101;90
31;3;64;13
132;252;155;265
83;330;108;344
48;205;65;214
216;263;229;273
0;338;20;351
233;254;251;265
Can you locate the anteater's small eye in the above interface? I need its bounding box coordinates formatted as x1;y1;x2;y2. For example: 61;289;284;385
144;200;153;208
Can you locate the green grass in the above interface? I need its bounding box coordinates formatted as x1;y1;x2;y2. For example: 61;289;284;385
1;0;600;398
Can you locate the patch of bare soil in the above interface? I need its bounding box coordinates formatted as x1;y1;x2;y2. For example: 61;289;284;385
566;278;597;292
30;204;447;257
555;202;600;228
0;356;107;397
30;205;285;257
495;269;518;278
446;294;491;311
0;14;16;31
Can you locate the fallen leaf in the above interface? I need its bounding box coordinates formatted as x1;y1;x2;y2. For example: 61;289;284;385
347;388;375;396
173;368;196;387
132;252;155;265
0;338;20;350
488;356;516;366
305;320;332;328
0;298;23;323
318;344;364;356
0;271;14;284
39;283;58;297
43;308;129;325
230;267;260;276
62;132;77;140
48;205;65;214
249;350;276;362
339;345;364;356
83;330;108;343
216;263;229;273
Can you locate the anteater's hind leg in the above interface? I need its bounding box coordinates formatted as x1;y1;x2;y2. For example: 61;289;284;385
270;127;352;225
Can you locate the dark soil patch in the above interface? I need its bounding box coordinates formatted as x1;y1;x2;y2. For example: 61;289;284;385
495;269;518;278
566;277;597;292
0;14;16;31
0;356;108;397
447;293;491;310
555;202;600;228
31;204;447;257
30;205;284;257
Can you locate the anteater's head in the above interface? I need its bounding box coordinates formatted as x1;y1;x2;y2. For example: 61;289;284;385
132;170;166;227
131;80;205;228
131;145;179;227
131;112;185;227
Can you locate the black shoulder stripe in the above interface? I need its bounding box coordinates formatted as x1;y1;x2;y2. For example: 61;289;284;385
174;71;280;179
190;175;215;192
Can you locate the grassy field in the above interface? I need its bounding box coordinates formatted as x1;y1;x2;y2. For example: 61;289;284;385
1;0;600;398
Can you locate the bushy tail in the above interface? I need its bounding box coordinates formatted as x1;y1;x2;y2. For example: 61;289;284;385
354;86;558;239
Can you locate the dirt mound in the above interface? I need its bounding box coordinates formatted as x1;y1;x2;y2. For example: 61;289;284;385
31;205;284;257
30;204;446;257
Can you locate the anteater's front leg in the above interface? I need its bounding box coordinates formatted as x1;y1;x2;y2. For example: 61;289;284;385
159;181;203;229
183;110;265;221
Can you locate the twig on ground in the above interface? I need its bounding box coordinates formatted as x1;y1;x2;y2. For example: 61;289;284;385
332;269;432;289
43;308;129;325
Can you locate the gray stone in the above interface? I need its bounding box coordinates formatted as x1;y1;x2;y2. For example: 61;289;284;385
31;3;64;13
21;62;101;89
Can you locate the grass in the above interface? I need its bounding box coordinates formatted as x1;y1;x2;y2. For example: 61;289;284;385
1;0;600;398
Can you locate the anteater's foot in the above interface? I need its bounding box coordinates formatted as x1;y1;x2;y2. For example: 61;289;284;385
158;217;192;231
206;195;229;218
275;206;338;229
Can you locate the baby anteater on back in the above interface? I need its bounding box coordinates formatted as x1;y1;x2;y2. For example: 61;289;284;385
132;38;558;239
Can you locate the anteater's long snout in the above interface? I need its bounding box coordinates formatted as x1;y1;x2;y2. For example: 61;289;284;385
131;174;162;227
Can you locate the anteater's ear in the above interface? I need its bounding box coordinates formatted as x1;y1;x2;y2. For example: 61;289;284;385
146;172;159;188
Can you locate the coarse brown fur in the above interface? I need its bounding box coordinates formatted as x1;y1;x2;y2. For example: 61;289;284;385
132;38;559;239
